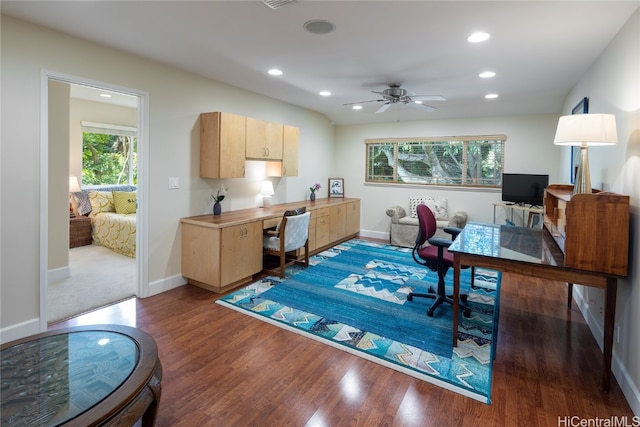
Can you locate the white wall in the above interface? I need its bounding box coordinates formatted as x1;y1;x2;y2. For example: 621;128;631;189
335;114;561;238
0;15;333;339
558;9;640;414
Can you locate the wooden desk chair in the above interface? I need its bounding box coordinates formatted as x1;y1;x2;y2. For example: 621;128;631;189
408;203;472;317
263;211;311;278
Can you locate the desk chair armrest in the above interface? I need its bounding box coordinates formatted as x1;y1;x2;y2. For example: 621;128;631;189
428;237;453;248
264;229;280;236
443;226;462;238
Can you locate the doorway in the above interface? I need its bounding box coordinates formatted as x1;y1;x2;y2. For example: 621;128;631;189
40;71;149;330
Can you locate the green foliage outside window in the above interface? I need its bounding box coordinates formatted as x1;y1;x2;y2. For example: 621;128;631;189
82;132;137;186
366;135;504;187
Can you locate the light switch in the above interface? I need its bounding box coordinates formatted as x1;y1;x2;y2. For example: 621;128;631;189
168;177;179;189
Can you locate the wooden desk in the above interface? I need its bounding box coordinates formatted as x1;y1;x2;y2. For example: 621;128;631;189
448;222;622;392
1;325;162;426
181;198;360;293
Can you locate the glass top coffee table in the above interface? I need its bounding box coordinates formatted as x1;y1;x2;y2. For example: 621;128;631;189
1;325;162;426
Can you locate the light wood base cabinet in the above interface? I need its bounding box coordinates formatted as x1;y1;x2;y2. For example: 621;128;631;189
181;198;360;293
182;221;262;293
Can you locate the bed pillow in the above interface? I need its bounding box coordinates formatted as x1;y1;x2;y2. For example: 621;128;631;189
73;191;92;216
113;191;137;214
88;190;115;215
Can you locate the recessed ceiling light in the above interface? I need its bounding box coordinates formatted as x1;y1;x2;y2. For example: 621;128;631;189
304;19;335;35
479;71;496;78
319;91;331;97
485;93;499;99
414;100;423;104
352;105;363;110
468;32;490;43
268;69;283;76
99;93;112;98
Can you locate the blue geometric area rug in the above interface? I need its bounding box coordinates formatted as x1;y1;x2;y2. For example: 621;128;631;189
216;239;501;403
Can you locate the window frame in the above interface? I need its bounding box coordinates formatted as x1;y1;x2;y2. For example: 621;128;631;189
364;134;505;189
81;121;137;187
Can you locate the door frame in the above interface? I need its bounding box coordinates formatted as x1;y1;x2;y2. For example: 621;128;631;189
39;69;150;331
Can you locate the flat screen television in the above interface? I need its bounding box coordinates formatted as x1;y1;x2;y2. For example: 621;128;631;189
501;173;549;206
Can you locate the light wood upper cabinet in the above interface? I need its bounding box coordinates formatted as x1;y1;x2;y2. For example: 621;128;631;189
246;117;283;160
266;125;299;177
282;125;299;176
200;112;246;178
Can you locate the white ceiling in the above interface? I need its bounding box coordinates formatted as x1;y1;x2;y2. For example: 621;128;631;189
3;1;638;125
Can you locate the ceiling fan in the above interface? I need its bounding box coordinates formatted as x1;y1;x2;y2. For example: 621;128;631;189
343;83;445;114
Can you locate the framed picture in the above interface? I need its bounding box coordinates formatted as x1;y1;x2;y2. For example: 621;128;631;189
570;97;589;183
328;178;344;198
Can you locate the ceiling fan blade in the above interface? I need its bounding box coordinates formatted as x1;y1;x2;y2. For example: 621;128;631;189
411;95;446;101
376;103;392;114
410;102;436;112
342;99;385;106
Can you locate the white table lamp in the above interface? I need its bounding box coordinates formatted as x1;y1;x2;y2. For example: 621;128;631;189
69;175;81;215
553;113;617;194
261;181;275;208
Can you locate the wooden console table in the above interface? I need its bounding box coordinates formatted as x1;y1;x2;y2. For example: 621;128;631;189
1;324;162;426
180;197;360;293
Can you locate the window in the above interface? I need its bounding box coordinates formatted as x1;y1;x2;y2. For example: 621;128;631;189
365;135;505;188
81;121;137;186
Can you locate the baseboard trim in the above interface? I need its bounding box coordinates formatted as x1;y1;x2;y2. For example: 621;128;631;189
146;274;186;297
359;229;389;242
48;265;70;282
1;318;41;344
573;286;640;415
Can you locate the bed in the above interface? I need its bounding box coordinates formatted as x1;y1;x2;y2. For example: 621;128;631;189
72;185;137;258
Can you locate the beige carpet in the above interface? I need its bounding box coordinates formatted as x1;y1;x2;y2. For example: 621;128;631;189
48;245;136;323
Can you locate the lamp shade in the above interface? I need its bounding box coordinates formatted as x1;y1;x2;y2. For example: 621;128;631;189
553;114;618;147
261;181;274;196
69;175;81;193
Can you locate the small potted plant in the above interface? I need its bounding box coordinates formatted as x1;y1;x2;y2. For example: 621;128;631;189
309;183;321;201
211;184;228;215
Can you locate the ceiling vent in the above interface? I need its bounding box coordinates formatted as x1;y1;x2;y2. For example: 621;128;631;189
262;0;296;10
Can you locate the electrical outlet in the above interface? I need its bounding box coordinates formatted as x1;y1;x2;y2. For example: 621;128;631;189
168;177;179;189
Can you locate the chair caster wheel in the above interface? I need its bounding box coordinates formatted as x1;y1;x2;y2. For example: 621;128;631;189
427;310;434;317
461;295;468;303
407;295;413;301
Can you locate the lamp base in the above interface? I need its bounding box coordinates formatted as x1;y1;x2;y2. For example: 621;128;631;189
573;146;592;195
262;196;272;208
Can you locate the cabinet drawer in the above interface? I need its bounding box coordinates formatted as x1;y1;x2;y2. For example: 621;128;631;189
314;207;330;219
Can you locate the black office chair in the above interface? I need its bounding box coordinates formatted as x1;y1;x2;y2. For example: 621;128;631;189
407;203;472;317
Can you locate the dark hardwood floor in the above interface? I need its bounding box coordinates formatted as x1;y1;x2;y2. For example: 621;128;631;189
51;272;634;426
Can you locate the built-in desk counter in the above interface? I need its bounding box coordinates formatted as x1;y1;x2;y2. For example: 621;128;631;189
181;198;360;293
